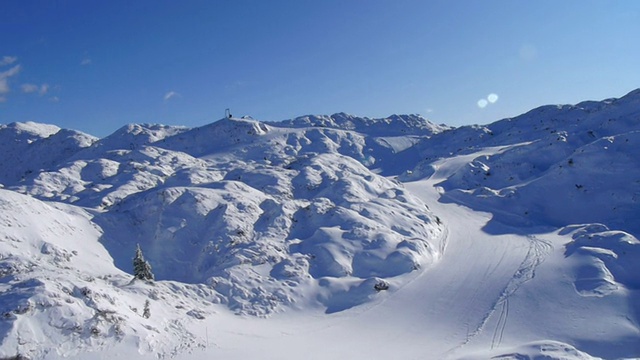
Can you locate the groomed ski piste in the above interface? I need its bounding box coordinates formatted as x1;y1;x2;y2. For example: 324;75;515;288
1;90;639;359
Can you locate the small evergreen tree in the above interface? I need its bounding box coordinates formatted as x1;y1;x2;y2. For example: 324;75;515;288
143;299;151;319
133;244;154;281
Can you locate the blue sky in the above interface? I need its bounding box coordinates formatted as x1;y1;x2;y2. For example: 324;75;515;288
1;1;639;137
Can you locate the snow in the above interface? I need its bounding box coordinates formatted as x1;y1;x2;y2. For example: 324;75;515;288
0;122;96;185
1;92;640;359
272;112;451;136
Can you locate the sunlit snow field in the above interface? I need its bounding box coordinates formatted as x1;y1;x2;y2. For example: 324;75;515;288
1;91;639;359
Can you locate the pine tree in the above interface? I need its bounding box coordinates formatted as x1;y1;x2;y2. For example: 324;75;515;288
143;299;151;319
133;244;154;281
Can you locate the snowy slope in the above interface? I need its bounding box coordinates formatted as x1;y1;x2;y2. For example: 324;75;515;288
0;189;222;359
410;88;640;237
0;122;96;185
1;92;639;359
93;119;445;315
6;116;444;316
0;114;446;357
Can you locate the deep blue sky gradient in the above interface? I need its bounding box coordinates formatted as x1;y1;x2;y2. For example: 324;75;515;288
1;1;639;136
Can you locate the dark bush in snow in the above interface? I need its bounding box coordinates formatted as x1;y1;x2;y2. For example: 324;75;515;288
374;280;389;291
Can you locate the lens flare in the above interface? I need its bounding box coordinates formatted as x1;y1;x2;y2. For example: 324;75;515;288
487;93;499;103
477;99;488;108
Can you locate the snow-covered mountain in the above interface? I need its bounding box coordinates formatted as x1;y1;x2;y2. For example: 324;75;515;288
0;95;639;359
408;88;640;236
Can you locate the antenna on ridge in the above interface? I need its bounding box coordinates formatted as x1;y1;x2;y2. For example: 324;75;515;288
225;108;232;118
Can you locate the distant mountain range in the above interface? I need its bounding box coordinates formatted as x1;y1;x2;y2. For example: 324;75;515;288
1;89;638;359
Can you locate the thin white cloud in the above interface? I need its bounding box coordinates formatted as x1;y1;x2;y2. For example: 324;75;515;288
0;56;17;66
164;91;180;101
21;83;38;93
80;58;92;66
0;64;22;95
0;79;8;94
1;64;21;77
21;83;49;95
1;62;52;103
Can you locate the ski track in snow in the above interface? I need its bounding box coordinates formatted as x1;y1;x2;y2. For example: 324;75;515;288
410;149;554;358
462;235;553;351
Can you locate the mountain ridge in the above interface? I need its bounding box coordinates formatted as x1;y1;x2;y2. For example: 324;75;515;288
0;89;639;359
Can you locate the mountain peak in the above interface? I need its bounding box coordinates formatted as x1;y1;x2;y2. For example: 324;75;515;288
159;117;271;157
272;112;449;136
1;121;60;139
617;87;640;103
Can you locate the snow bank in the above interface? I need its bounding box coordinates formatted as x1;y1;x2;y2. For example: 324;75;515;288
460;340;599;360
563;224;640;295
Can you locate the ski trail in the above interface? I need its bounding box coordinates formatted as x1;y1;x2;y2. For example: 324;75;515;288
447;234;553;355
403;151;556;358
491;297;508;349
437;222;450;259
